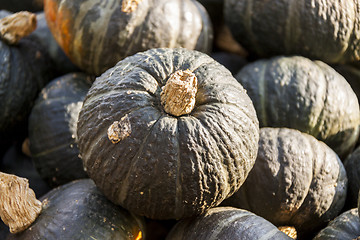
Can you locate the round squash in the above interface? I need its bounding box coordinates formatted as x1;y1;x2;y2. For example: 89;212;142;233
344;146;360;208
6;179;145;240
223;127;348;238
77;48;259;220
44;0;213;76
224;0;360;64
28;73;92;187
235;55;360;159
166;207;292;240
313;208;360;240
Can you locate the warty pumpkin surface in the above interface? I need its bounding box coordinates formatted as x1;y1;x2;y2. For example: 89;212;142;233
235;55;360;159
76;48;259;220
44;0;213;76
223;127;348;238
224;0;360;64
28;73;92;187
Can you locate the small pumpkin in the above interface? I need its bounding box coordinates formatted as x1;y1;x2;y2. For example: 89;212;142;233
4;178;145;239
313;208;360;240
223;128;348;238
166;207;292;240
235;55;360;159
224;0;360;64
77;48;259;220
44;0;213;76
28;73;92;187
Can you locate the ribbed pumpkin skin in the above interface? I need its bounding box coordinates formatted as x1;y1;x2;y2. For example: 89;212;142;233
166;207;292;240
0;39;53;133
77;48;259;220
6;179;145;240
224;0;360;64
313;208;360;240
223;128;347;237
235;56;360;159
29;73;91;187
344;146;360;207
44;0;213;76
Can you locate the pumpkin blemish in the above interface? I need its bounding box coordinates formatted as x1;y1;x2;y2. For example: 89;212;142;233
135;231;142;240
107;115;132;144
121;0;142;13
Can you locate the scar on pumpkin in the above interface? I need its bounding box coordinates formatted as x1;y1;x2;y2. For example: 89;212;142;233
122;0;143;13
107;115;132;144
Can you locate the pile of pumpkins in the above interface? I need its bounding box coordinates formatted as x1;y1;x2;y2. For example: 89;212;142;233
1;0;360;239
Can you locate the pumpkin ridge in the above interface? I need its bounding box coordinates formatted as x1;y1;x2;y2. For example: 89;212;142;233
243;0;263;56
174;118;183;218
119;113;165;204
258;59;268;126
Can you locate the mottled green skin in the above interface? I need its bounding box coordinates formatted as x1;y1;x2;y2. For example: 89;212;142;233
224;0;360;64
6;179;145;240
166;207;292;240
314;208;360;240
29;73;92;187
344;146;360;207
223;128;348;238
236;56;360;159
45;0;213;76
0;38;53;134
77;48;259;220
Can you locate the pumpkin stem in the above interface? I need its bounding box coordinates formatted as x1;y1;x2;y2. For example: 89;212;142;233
278;226;297;239
0;172;42;234
160;69;198;117
0;11;37;45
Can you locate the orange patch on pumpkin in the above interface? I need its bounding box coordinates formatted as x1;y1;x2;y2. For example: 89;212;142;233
135;231;142;240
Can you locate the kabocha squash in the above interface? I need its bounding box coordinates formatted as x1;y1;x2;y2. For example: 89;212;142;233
313;208;360;240
166;207;292;240
3;178;145;239
223;128;347;238
44;0;213;76
224;0;360;64
28;73;92;187
235;55;360;159
344;146;360;208
77;48;259;220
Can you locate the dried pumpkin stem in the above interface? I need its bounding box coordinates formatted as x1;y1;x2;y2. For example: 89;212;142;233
278;226;297;239
160;69;198;117
0;172;42;234
0;11;37;45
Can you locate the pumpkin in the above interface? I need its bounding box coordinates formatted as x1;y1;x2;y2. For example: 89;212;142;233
223;128;348;238
44;0;213;76
313;208;360;240
235;55;360;159
166;207;292;240
28;73;92;187
6;179;145;239
344;146;360;208
77;48;259;220
334;64;360;105
224;0;360;64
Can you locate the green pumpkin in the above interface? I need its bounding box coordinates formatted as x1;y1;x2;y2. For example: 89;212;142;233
28;73;92;187
77;48;259;220
44;0;213;76
223;128;348;238
224;0;360;64
166;207;292;240
6;179;145;240
313;208;360;240
235;55;360;159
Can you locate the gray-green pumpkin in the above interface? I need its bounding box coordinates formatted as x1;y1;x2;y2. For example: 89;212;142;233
235;55;360;159
224;0;360;64
76;48;259;220
223;127;348;238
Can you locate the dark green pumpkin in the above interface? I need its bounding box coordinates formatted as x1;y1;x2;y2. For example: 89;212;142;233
6;179;145;240
28;73;92;187
235;55;360;159
344;146;360;208
223;128;348;238
77;48;259;220
166;207;292;240
224;0;360;64
44;0;213;76
313;208;360;240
